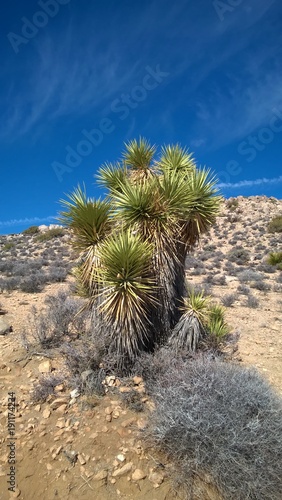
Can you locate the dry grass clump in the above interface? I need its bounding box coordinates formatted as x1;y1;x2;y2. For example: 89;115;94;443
31;374;64;403
24;290;88;349
145;356;282;500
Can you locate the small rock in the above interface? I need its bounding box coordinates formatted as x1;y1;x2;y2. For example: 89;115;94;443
94;469;108;481
112;462;133;477
137;418;148;430
121;417;136;428
77;453;86;465
133;376;143;385
55;404;68;414
50;398;69;409
70;389;80;399
119;386;132;393
56;419;65;429
132;469;146;481
42;408;51;419
55;384;64;392
105;407;113;415
148;471;164;486
38;360;52;373
116;454;125;462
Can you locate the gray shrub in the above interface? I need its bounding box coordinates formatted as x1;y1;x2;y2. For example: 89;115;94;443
145;356;282;500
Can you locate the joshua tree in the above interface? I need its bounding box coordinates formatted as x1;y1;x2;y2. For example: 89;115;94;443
59;138;221;369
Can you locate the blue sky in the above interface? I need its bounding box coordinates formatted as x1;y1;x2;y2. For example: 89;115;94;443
1;0;282;234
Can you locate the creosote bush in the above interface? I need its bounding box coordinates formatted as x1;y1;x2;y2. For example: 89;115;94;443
35;227;65;242
268;215;282;233
145;356;282;500
22;225;39;235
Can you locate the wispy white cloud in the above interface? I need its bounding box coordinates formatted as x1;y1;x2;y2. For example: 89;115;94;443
1;18;141;140
217;175;282;189
0;215;56;227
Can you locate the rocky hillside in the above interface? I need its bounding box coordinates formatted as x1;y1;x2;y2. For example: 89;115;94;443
0;195;281;500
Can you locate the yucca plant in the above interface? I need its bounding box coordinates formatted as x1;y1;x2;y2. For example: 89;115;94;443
59;139;222;369
169;290;210;351
207;304;229;343
267;252;282;266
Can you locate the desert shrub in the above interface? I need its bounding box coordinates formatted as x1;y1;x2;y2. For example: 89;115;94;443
276;274;282;283
26;291;88;348
226;198;239;210
221;293;237;307
273;284;282;293
19;274;44;293
237;284;250;295
267;252;282;266
268;215;282;233
246;294;259;308
46;267;68;283
228;247;249;265
0;276;20;292
145;356;282;500
257;263;277;274
35;227;65;242
238;269;265;283
2;242;15;252
212;274;226;286
31;374;64;403
120;390;144;412
250;281;271;292
60;341;106;396
0;261;14;274
22;225;39;235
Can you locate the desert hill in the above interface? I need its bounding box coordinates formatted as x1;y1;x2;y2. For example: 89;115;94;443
0;195;281;499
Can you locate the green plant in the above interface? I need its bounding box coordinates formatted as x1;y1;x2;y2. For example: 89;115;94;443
268;215;282;233
2;242;15;251
22;225;39;235
59;138;222;369
169;290;229;350
35;227;65;242
267;252;282;266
